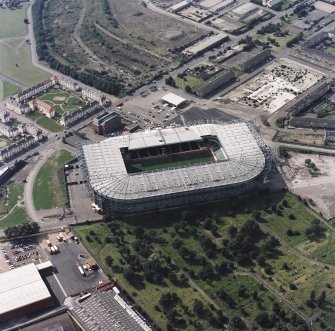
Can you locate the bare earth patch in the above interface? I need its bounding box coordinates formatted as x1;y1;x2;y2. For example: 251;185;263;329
281;152;335;219
0;140;8;149
54;96;66;101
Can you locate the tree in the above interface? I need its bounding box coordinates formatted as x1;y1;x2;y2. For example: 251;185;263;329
317;290;326;307
227;226;238;237
24;18;29;24
159;292;179;310
165;76;176;87
104;255;113;266
193;299;204;317
231;316;246;330
305;219;326;241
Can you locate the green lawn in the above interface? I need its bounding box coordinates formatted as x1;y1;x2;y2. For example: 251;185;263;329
37;116;63;132
38;88;87;115
252;33;291;51
7;182;24;210
128;155;213;173
0;38;50;86
0;5;29;38
2;81;22;99
0;207;29;229
33;149;74;210
174;75;205;91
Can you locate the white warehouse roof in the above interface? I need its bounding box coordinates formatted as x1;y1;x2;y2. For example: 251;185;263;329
161;93;187;107
0;263;52;316
81;122;267;201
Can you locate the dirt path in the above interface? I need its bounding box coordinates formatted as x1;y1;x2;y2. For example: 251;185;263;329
72;0;110;70
234;271;310;322
258;222;335;270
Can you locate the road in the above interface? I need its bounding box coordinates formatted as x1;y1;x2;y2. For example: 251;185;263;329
0;73;28;90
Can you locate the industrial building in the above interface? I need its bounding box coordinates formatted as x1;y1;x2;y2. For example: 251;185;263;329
183;33;229;55
262;0;282;8
197;70;235;97
0;263;53;321
238;49;272;72
79;122;271;216
229;3;259;20
161;93;188;108
92;111;122;135
290;117;335;130
168;0;192;12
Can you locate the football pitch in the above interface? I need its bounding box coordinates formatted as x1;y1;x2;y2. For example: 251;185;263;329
38;88;87;115
127;152;213;173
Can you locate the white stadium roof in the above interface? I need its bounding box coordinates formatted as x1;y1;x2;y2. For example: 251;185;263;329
82;122;267;201
0;264;51;316
161;93;186;107
128;126;201;150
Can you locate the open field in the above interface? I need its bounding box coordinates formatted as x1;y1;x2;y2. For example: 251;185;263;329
0;182;23;216
275;132;326;147
74;192;335;330
281;152;335;219
0;80;22;100
0;38;50;86
33;0;206;95
33;150;74;210
128;154;213;173
38;88;87;115
27;112;63;132
0;5;29;38
252;33;292;52
0;207;29;229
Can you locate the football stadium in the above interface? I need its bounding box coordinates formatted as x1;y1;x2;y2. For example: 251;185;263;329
79;122;271;215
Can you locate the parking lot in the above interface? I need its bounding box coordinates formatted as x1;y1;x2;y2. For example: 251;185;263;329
1;238;48;269
50;241;107;296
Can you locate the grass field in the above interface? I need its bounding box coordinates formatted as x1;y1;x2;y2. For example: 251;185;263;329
74;192;335;331
38;88;87;115
0;38;50;86
0;207;29;229
33;150;74;210
27;112;63;132
174;76;206;92
252;33;291;51
0;81;22;100
127;154;212;173
7;182;24;210
0;5;29;38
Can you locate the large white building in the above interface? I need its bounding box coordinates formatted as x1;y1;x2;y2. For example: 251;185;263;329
0;264;52;321
80;122;271;216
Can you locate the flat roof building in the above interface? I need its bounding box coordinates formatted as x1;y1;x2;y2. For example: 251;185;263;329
0;263;53;321
229;3;259;20
161;93;187;107
183;33;229;55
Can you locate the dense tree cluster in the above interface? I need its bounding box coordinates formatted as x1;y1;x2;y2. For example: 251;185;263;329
305;219;326;241
4;222;40;238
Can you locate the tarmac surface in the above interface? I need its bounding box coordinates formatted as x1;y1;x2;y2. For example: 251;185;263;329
50;241;107;296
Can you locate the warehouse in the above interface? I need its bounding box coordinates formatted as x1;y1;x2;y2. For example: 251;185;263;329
0;263;53;321
161;93;188;108
229;3;259;20
79;122;271;216
183;33;229;55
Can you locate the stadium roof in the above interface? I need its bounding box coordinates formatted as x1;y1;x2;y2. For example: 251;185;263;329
161;93;187;107
0;263;52;316
82;122;267;201
128;126;201;150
